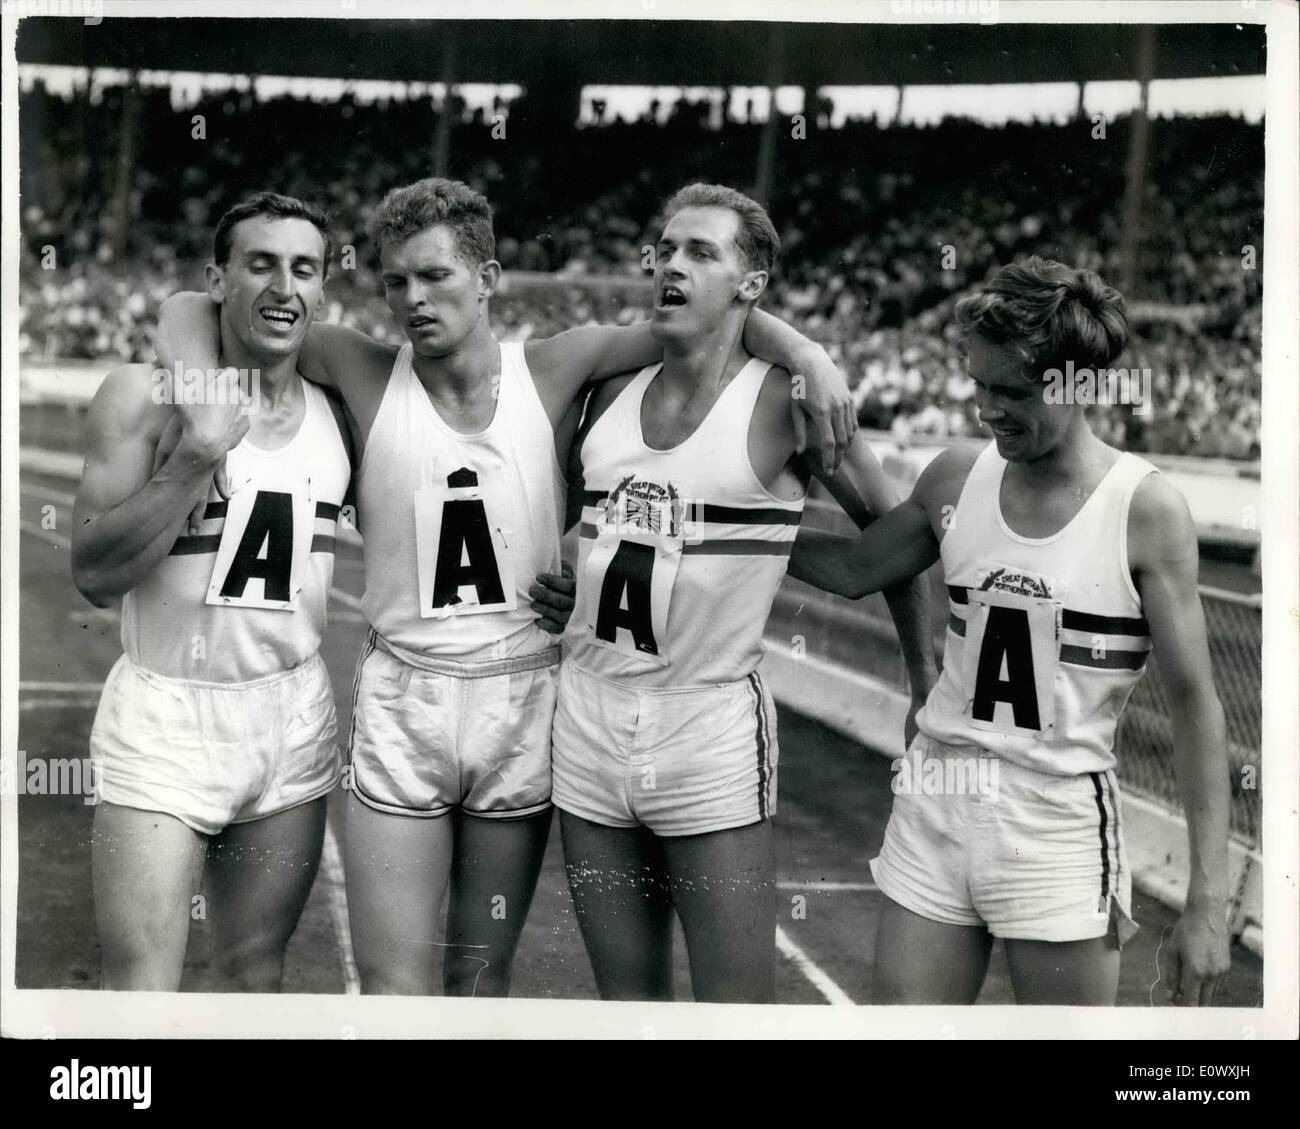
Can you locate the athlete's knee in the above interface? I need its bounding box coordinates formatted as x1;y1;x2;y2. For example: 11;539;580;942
444;950;507;997
359;969;437;996
100;955;184;993
212;932;289;992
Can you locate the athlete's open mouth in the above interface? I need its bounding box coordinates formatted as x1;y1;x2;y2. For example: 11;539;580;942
989;423;1023;440
259;307;300;328
408;315;438;329
657;284;688;308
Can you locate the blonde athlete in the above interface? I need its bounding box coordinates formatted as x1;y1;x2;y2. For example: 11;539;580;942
75;194;353;991
554;184;935;1003
156;178;855;996
789;258;1232;1006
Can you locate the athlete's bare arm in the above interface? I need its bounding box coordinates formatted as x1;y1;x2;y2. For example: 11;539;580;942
786;445;979;599
1128;474;1232;1006
750;371;937;724
155;292;397;437
525;307;857;471
72;364;248;608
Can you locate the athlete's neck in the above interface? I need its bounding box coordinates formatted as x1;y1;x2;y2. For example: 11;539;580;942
216;325;301;412
410;318;501;408
658;311;749;399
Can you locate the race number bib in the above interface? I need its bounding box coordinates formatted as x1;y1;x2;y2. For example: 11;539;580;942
577;477;692;667
959;566;1061;736
206;487;315;611
414;469;517;618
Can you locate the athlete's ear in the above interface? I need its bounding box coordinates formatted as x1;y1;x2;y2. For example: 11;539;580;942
737;270;769;303
204;262;227;304
477;259;502;301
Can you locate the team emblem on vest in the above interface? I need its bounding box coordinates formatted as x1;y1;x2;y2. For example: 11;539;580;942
414;467;517;618
205;487;315;611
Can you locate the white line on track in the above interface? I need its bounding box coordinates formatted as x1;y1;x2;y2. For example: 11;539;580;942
321;817;361;994
777;880;878;893
775;925;856;1006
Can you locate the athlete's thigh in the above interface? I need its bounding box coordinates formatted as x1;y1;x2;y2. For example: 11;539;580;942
206;797;328;964
660;819;775;1004
559;811;674;1001
443;810;553;996
1003;935;1120;1005
872;897;993;1005
92;801;208;991
343;790;454;995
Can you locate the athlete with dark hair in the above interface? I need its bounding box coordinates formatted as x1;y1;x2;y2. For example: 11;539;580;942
75;192;354;991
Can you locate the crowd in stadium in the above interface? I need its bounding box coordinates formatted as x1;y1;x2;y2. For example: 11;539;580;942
18;80;1263;459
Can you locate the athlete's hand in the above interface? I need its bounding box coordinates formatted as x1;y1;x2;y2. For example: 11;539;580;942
174;366;250;483
531;564;576;635
1162;902;1231;1005
150;412;202;534
791;353;856;474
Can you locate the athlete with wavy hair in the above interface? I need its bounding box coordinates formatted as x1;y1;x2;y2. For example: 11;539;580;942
789;257;1232;1006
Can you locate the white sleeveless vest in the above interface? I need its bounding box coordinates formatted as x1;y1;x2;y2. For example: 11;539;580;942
567;359;806;688
358;341;563;658
917;441;1160;775
121;378;351;681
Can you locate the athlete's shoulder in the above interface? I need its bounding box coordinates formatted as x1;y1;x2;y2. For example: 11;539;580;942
311;322;400;378
749;361;798;444
913;441;982;509
584;369;639;429
87;362;169;439
1127;469;1196;568
755;362;795;406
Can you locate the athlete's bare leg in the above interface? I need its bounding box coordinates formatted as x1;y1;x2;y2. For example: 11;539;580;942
205;797;328;992
660;820;776;1003
872;899;994;1004
92;802;208;991
560;812;674;1001
1003;935;1120;1005
343;790;454;994
442;809;552;997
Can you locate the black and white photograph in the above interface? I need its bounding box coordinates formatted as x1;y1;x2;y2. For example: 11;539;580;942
2;0;1296;1051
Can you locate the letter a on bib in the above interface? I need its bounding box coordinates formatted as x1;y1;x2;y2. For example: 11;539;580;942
414;468;517;618
960;568;1060;736
206;487;314;610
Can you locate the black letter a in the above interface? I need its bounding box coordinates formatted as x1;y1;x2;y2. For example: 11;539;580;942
595;541;658;655
220;490;294;601
432;499;506;608
971;605;1041;730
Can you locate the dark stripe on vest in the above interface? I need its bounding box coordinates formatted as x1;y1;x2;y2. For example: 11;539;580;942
1060;644;1147;670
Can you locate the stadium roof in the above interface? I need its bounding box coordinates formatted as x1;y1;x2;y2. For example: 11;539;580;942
16;18;1266;88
